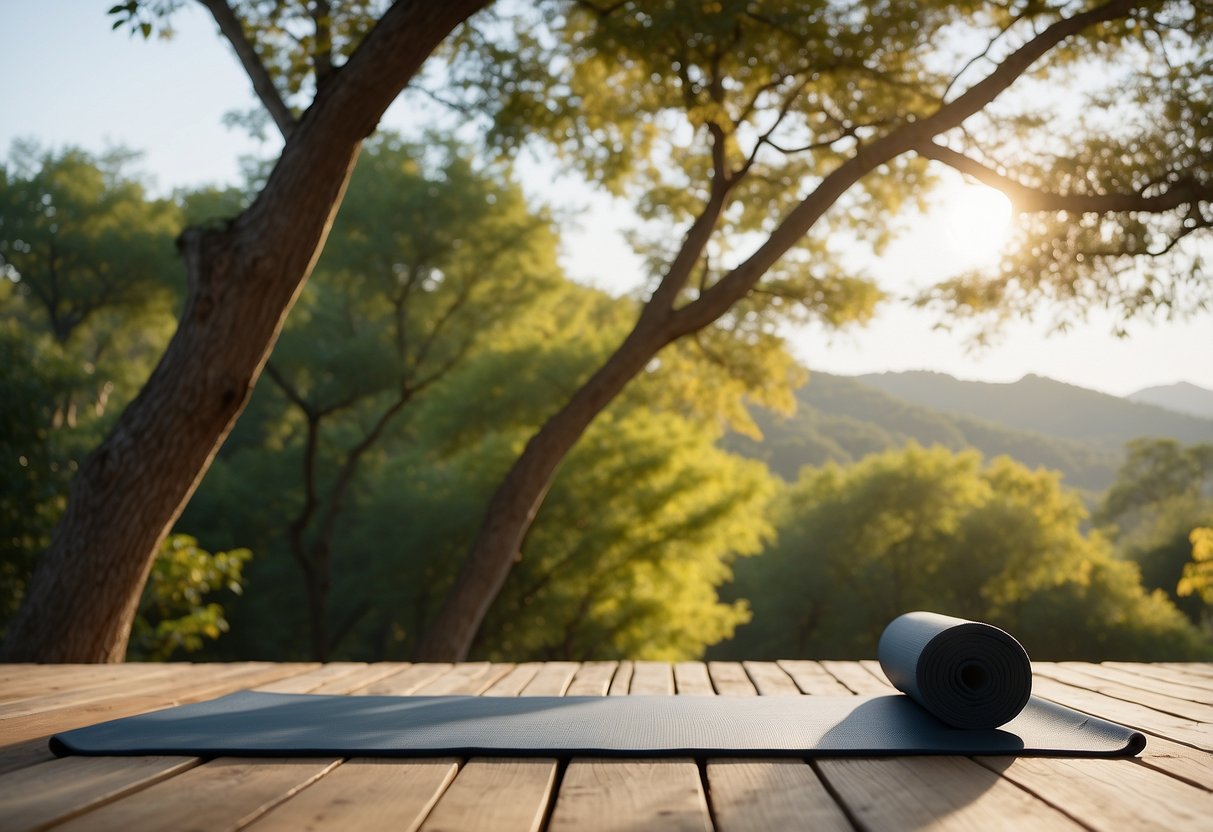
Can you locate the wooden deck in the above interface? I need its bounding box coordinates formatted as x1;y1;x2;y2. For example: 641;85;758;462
1;660;1211;831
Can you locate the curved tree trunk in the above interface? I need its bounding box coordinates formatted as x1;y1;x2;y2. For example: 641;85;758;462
414;322;672;661
0;0;490;663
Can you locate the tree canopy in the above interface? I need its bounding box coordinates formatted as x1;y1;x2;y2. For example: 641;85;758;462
719;444;1210;660
417;0;1213;658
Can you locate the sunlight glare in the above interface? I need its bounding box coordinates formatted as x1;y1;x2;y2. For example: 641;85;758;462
937;181;1014;268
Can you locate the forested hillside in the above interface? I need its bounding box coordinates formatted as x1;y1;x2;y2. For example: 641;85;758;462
856;372;1213;450
727;373;1123;491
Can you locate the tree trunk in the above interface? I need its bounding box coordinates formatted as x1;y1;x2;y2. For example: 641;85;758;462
0;0;490;662
306;563;331;662
413;321;671;661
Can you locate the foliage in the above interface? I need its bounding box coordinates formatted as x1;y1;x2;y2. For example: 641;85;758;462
718;444;1210;661
183;270;779;661
109;0;388;101
344;372;776;661
0;145;183;634
1097;439;1213;628
0;142;181;347
128;534;251;660
909;2;1213;336
0;320;76;631
442;1;1211;338
1179;527;1213;606
198;133;568;659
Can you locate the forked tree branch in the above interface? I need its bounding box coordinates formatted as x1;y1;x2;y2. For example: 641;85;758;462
668;0;1147;337
197;0;298;139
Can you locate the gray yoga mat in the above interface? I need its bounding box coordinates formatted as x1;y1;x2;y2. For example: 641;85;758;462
49;612;1147;758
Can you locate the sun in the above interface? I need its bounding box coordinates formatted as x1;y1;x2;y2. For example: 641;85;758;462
936;179;1014;267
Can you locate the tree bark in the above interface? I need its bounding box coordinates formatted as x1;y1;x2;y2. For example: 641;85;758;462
413;319;674;660
0;0;491;663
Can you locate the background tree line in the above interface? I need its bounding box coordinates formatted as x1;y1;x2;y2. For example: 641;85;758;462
3;140;1210;662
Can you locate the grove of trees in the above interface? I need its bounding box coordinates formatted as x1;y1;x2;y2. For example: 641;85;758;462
2;0;1211;662
3;140;1210;664
719;443;1209;661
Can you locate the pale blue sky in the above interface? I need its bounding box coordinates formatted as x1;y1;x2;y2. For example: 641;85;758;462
3;1;1210;397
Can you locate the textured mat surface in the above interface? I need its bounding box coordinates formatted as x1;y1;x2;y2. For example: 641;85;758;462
49;689;1145;758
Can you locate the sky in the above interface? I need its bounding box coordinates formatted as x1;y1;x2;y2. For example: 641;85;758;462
3;1;1211;398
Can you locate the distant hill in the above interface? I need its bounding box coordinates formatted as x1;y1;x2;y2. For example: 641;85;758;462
727;373;1124;492
1128;382;1213;420
854;371;1213;452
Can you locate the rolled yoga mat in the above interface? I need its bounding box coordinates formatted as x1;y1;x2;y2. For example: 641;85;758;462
50;612;1145;758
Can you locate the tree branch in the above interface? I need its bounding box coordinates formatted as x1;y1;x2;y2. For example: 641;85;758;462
311;0;335;83
941;9;1029;103
197;0;298;139
264;359;314;417
669;0;1146;337
915;141;1212;214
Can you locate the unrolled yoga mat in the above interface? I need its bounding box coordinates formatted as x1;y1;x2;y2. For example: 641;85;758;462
49;612;1146;758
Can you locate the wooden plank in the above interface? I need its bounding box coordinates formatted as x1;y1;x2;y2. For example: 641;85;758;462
1035;663;1213;724
363;664;454;695
312;662;413;694
707;662;757;696
1033;667;1212;743
0;663;168;686
566;662;617;696
0;661;411;795
1031;675;1213;786
705;658;853;830
1105;662;1213;692
1064;662;1213;705
521;662;579;696
51;758;339;832
973;755;1213;831
0;665;197;720
824;660;895;694
628;661;674;695
816;756;1084;831
414;661;563;831
607;661;633;695
245;758;459;832
412;663;513;696
777;661;852;695
547;759;711;832
483;664;543;696
859;659;899;687
707;759;852;832
1127;735;1213;792
0;666;48;688
0;755;198;832
742;662;801;696
418;758;557;832
0;663;316;747
1160;663;1213;680
253;662;369;694
0;739;57;777
0;669;186;720
0;665;179;708
673;662;714;695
